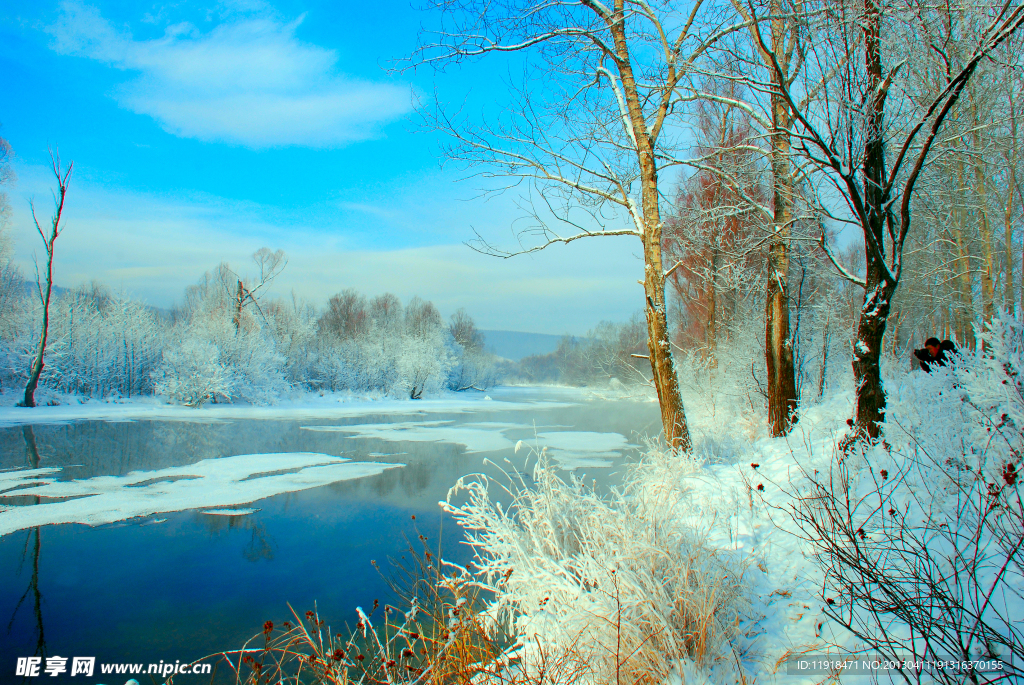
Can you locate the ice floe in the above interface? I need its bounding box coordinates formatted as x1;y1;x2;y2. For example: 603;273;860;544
302;421;518;453
534;431;630;469
303;421;633;469
0;453;399;537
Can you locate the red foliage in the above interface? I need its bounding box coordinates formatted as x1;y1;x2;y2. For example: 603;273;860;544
663;96;764;353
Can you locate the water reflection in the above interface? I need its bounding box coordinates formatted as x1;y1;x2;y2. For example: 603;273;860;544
9;426;47;669
200;512;277;563
0;392;660;681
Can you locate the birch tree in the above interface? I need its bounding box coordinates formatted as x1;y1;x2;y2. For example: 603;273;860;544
407;0;743;449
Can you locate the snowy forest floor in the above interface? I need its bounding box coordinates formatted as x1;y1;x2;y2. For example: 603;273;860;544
431;331;1024;685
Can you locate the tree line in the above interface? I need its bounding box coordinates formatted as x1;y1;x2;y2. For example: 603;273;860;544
408;0;1024;445
0;220;500;407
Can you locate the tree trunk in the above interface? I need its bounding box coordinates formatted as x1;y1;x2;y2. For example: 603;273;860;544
852;0;892;439
707;249;718;368
1006;166;1016;315
22;250;57;408
611;0;691;451
953;183;976;346
233;280;244;333
972;119;995;323
852;275;894;438
765;88;797;435
817;311;830;400
1007;95;1018;316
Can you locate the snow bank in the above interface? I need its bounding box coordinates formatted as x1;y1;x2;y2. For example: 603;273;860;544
0;390;576;428
0;452;399;536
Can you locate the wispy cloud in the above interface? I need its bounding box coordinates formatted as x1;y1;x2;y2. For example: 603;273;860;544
48;1;411;148
7;161;642;334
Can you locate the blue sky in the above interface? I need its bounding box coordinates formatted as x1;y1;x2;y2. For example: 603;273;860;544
0;0;645;334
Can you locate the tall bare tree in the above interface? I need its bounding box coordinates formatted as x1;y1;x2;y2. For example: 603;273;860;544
730;0;802;436
408;0;743;450
21;151;72;408
753;0;1024;438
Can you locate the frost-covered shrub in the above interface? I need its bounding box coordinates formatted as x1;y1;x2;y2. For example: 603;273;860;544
171;312;288;405
42;288;166;398
152;338;231;407
446;344;501;391
308;294;480;398
264;298;319;387
443;445;744;684
399;327;454;398
785;312;1024;683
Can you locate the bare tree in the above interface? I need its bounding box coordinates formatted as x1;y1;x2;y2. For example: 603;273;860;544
405;0;749;450
228;248;287;333
748;0;1024;438
20;151;72;408
319;289;369;341
450;308;484;352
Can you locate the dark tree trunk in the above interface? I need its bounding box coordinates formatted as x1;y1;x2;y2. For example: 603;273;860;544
852;0;892;439
852;276;894;438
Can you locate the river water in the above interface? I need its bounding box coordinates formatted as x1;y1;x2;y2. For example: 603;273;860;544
0;387;659;682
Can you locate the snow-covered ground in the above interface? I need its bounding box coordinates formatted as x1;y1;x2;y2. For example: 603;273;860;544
439;324;1024;685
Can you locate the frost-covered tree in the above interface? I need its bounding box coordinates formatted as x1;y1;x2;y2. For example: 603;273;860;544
734;0;1024;438
405;0;753;449
44;283;164;397
152;338;231;407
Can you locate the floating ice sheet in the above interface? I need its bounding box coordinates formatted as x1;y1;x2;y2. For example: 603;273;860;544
201;508;259;516
534;431;631;469
303;421;631;469
0;453;399;537
303;420;519;453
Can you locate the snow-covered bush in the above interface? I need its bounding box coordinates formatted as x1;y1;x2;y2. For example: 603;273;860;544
442;445;745;684
446;344;501;391
157;270;289;405
152;338;231;407
781;312;1024;683
42;287;166;398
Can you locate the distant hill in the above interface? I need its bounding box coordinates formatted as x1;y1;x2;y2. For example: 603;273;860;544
480;329;564;361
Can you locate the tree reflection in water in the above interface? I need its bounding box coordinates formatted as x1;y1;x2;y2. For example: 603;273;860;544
8;425;46;664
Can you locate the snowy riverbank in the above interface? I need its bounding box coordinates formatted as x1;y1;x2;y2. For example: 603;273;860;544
439;331;1024;684
0;385;623;427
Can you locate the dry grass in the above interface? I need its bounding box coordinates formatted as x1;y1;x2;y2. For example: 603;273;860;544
191;536;595;685
190;443;744;685
441;443;747;684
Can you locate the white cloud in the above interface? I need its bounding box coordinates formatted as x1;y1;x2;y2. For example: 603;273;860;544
48;1;411;148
